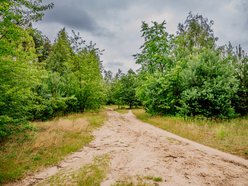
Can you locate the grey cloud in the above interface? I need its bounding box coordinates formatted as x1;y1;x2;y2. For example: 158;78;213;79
106;62;124;68
43;0;111;36
37;0;248;72
241;0;248;30
45;9;96;31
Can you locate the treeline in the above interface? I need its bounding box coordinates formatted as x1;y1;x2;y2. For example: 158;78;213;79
0;0;105;139
1;1;247;140
106;13;247;119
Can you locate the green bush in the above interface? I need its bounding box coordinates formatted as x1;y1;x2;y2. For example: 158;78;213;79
179;50;238;118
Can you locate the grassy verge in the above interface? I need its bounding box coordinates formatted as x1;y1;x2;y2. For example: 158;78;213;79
0;111;107;184
41;154;109;186
132;109;248;159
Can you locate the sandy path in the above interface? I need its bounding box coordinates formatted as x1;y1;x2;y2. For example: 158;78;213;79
9;110;248;186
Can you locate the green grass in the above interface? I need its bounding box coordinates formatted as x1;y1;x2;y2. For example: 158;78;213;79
113;182;150;186
113;175;161;186
144;176;162;182
132;109;248;159
0;111;107;184
42;154;109;186
113;179;151;186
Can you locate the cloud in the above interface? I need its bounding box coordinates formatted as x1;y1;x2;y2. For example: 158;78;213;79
42;0;111;36
106;62;124;68
104;61;124;73
36;0;248;73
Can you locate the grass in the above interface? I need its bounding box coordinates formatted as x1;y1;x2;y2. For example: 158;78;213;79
115;109;129;114
0;111;107;184
132;109;248;159
42;154;109;186
144;176;163;182
113;178;151;186
104;105;130;114
113;175;163;186
105;105;142;114
113;181;150;186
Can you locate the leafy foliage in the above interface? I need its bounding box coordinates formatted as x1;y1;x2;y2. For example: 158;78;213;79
179;50;238;118
106;69;140;108
135;12;246;119
0;1;105;140
134;21;173;73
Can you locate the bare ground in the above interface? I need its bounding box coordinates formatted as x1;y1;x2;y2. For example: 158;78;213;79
8;110;248;186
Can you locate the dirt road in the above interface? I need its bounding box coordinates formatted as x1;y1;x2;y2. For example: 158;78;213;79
11;111;248;186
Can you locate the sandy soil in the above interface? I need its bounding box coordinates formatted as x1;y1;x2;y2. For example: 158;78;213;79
8;110;248;186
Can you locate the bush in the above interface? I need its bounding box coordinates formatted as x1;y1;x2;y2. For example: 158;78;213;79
179;50;238;118
0;116;29;141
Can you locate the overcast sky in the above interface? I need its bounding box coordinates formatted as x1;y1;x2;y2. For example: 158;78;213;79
34;0;248;73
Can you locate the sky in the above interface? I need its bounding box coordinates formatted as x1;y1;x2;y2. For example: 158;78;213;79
34;0;248;73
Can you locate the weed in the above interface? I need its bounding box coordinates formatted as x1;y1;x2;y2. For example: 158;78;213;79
144;175;163;182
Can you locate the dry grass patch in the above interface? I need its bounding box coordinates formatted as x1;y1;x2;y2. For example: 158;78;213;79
41;154;109;186
115;109;129;114
113;176;153;186
0;111;107;184
132;109;248;159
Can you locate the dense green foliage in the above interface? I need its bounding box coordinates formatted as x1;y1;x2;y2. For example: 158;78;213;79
0;1;105;140
104;69;140;108
1;4;247;141
0;0;53;139
134;13;247;118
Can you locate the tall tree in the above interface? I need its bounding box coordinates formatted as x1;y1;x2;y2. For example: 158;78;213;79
46;28;73;75
112;69;140;109
28;28;52;62
134;21;173;74
174;12;218;59
135;13;241;118
0;0;53;139
231;45;248;115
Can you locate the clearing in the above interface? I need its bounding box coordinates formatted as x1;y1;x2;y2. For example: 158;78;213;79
7;110;248;186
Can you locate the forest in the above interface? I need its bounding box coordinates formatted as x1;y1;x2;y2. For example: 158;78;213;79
0;1;247;141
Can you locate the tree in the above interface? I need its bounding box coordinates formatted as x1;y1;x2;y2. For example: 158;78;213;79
1;0;54;27
43;28;73;117
136;66;184;115
175;12;217;55
179;49;238;118
103;70;115;105
72;47;105;111
46;28;73;75
135;13;242;118
230;45;248;116
112;69;140;109
28;28;52;62
0;0;53;139
134;21;173;74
